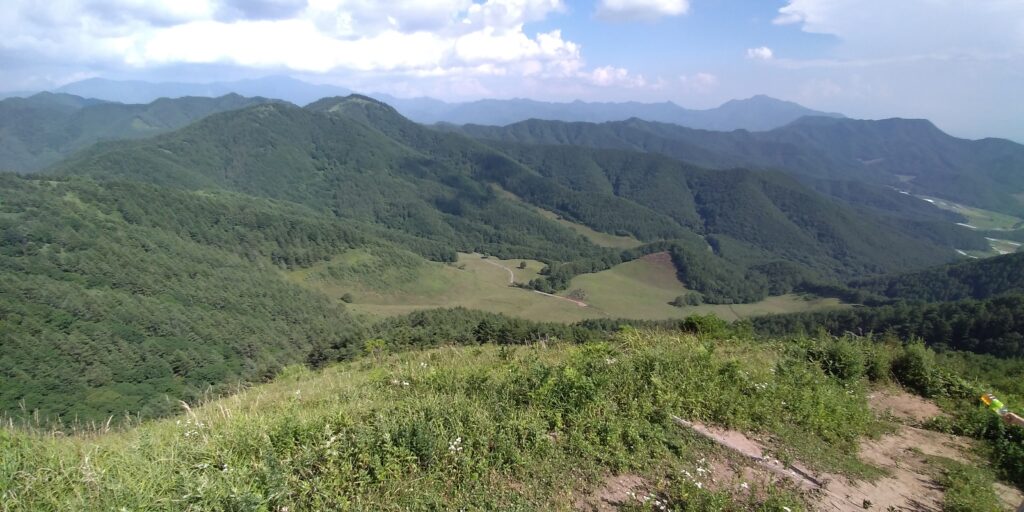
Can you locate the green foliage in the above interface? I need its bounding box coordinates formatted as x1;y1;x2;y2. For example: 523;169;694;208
890;342;941;397
680;314;730;338
849;252;1024;302
456;114;1024;217
937;459;1003;512
0;175;372;423
0;330;881;510
753;295;1024;358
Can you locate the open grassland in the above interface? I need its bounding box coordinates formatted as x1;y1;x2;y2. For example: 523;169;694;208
286;249;592;322
287;251;843;323
563;253;846;321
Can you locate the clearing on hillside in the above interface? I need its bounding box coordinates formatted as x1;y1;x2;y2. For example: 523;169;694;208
564;252;845;321
287;250;843;322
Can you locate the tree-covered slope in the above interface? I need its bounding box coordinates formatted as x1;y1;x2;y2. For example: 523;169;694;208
0;92;272;171
452;115;1024;216
0;175;376;422
848;252;1024;302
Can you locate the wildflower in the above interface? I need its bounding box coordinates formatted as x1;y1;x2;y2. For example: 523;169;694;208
448;436;463;452
740;482;749;490
695;482;703;489
783;507;792;512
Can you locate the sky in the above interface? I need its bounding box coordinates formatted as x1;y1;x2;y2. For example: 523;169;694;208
1;0;1022;141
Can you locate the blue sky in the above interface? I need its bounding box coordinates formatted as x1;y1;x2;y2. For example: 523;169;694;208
1;1;1022;141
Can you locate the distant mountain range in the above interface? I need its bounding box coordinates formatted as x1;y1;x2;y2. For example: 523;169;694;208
0;92;274;171
54;76;352;107
10;76;845;132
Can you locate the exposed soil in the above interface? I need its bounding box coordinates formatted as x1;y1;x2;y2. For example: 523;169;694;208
867;388;944;424
575;474;649;511
667;391;1024;512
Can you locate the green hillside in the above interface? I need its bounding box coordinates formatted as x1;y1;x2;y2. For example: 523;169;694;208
0;93;271;171
0;175;373;422
452;116;1024;217
3;327;1019;511
849;252;1024;302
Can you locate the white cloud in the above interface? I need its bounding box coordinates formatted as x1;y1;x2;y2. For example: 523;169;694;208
0;0;586;78
745;46;773;60
596;0;689;21
679;72;717;92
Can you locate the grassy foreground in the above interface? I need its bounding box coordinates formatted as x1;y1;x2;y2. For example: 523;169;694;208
1;328;894;511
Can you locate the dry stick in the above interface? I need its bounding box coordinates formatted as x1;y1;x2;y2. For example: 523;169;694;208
670;415;824;490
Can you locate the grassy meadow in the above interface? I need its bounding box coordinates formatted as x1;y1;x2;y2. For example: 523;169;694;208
285;250;845;323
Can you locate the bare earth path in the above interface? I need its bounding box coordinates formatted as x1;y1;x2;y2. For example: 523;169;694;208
657;389;1024;512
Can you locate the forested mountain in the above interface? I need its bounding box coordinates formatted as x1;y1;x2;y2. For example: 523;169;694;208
451;116;1024;216
51;96;981;290
6;94;1007;423
0;92;272;171
848;252;1024;302
50;76;841;131
0;175;376;421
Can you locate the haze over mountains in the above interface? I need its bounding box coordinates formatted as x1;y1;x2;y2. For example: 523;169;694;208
34;76;845;131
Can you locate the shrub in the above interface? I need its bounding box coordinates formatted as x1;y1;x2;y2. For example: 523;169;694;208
815;338;866;382
891;342;940;397
681;314;729;337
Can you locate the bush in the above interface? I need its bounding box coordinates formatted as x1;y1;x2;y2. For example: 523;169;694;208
891;342;940;397
812;338;866;382
681;314;729;337
341;293;354;303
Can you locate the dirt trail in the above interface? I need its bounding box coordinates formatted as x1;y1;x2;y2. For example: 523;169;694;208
480;257;589;307
667;389;1024;512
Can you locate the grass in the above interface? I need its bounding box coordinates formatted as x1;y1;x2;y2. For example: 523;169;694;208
928;456;1003;512
920;195;1024;230
287;250;592;322
287;250;844;323
563;254;846;321
0;329;891;511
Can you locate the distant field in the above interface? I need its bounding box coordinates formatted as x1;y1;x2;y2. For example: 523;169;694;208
562;253;845;321
287;250;845;323
921;195;1024;230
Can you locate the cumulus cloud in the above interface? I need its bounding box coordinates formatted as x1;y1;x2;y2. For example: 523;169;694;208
0;0;586;79
745;46;773;60
596;0;689;21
